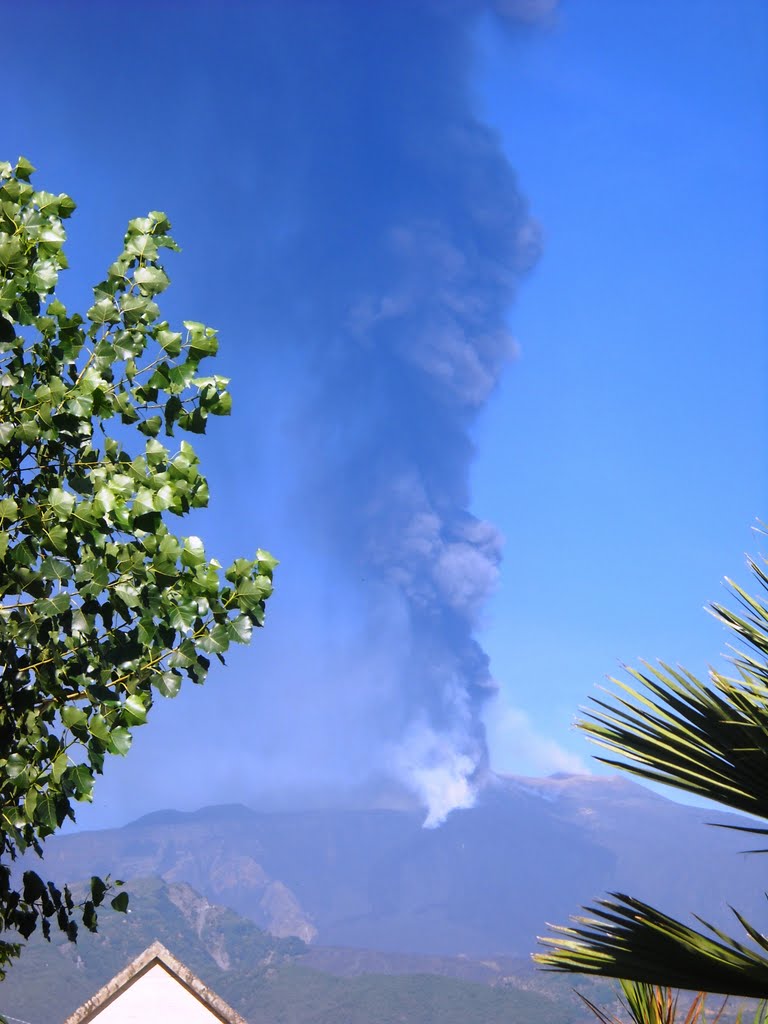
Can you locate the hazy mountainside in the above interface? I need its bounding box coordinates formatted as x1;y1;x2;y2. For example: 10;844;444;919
0;878;587;1024
31;773;768;957
0;877;301;1022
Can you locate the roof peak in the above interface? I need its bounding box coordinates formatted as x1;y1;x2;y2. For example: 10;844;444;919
63;940;248;1024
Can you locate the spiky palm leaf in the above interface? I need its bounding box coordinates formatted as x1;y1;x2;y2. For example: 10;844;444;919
577;555;768;825
535;551;768;993
581;660;768;829
577;977;723;1024
535;893;768;997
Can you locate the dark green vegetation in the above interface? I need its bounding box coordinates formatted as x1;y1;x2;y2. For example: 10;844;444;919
536;550;768;995
0;156;275;972
0;877;584;1024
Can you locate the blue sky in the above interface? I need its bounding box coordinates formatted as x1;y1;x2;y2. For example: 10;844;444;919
475;0;768;778
4;0;767;828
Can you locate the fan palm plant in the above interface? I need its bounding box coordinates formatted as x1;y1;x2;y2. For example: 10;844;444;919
535;548;768;996
578;980;727;1024
580;980;767;1024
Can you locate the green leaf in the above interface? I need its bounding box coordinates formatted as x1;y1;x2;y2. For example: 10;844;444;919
211;390;232;416
198;622;230;655
61;707;88;731
111;891;129;913
181;535;205;568
22;871;46;903
113;583;142;609
144;438;169;465
228;614;253;644
50;752;69;784
48;488;75;520
5;753;27;780
185;320;218;355
58;193;76;218
87;296;119;324
121;695;148;726
169;600;197;631
133;266;169;296
155;671;182;698
121;293;159;326
0;497;19;520
15;156;36;180
35;795;60;832
107;727;132;756
82;899;97;932
88;714;110;742
125;232;158;260
24;787;38;820
257;549;279;573
0;315;16;343
40;557;72;581
134;510;162;533
0;234;24;272
36;593;71;617
156;327;182;357
90;876;108;906
137;416;162;438
30;259;59;293
66;764;95;801
168;638;196;668
47;524;69;553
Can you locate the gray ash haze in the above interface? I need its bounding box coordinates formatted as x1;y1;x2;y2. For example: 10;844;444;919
4;0;557;826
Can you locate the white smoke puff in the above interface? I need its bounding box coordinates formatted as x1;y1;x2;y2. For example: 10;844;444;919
458;517;505;557
394;722;479;827
486;702;589;776
434;541;500;615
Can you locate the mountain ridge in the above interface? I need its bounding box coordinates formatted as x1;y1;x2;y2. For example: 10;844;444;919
28;772;768;958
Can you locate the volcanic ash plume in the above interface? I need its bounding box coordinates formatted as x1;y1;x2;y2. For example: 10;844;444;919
233;0;545;824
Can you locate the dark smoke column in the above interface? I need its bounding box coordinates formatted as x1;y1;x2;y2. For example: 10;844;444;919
246;0;548;823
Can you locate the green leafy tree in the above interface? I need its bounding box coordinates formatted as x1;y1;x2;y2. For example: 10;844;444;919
535;546;768;996
0;157;275;974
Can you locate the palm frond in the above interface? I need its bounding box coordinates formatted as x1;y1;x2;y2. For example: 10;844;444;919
580;660;768;824
578;980;725;1024
535;893;768;997
575;564;768;825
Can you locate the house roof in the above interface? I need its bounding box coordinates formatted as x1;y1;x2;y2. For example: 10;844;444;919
62;940;249;1024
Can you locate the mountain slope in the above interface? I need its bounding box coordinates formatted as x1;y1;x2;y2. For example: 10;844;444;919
27;773;768;957
0;878;583;1024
